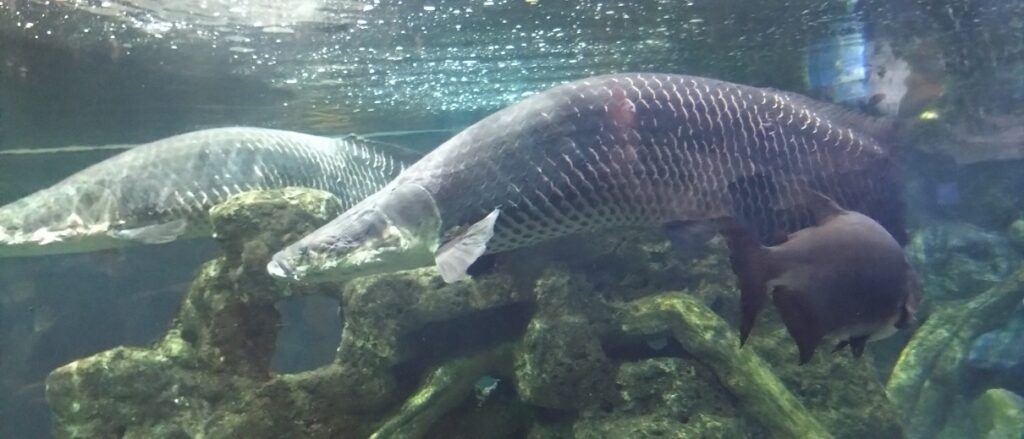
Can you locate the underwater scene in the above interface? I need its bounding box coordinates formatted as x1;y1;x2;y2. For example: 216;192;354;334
1;0;1024;438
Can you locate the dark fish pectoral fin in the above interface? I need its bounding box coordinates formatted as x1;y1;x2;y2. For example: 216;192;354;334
832;335;869;357
772;287;823;365
108;219;188;244
435;209;500;283
849;335;869;358
722;222;770;346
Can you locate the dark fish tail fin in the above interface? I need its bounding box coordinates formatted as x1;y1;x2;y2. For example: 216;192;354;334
772;286;823;365
721;220;773;346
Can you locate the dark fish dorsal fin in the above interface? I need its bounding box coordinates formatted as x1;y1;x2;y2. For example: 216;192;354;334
772;286;823;365
802;190;845;225
763;88;899;142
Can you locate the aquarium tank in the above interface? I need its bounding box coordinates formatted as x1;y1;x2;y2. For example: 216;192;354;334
1;0;1023;438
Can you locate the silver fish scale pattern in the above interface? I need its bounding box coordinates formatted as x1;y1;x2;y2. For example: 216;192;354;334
402;73;902;252
24;127;400;232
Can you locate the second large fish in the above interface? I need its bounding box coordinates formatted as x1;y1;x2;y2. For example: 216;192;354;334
269;73;907;283
0;127;403;257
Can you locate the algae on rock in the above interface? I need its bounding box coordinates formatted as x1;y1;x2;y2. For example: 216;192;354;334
1010;219;1024;254
887;265;1024;439
44;188;916;439
906;222;1021;303
44;187;535;438
571;358;753;438
971;388;1024;439
620;292;832;439
514;270;617;411
46;188;374;438
371;344;515;439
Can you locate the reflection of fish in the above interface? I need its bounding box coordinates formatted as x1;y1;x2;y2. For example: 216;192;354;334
0;127;403;257
268;73;906;284
722;192;921;364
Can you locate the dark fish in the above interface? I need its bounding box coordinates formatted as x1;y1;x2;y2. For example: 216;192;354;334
722;192;922;364
0;127;403;257
268;73;906;283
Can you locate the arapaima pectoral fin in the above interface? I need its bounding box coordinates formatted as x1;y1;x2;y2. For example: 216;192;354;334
434;209;500;283
108;219;188;244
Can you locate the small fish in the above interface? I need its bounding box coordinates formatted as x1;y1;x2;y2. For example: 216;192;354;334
0;127;405;258
268;73;906;284
721;191;922;364
474;375;501;406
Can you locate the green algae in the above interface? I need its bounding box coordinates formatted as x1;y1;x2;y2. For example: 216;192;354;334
971;389;1024;439
514;271;616;411
46;188;381;438
44;187;920;439
743;309;905;439
621;293;833;439
1010;219;1024;254
887;266;1024;438
577;358;753;439
371;344;515;439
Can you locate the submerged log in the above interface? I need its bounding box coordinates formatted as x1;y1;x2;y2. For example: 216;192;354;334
886;265;1024;438
620;292;834;439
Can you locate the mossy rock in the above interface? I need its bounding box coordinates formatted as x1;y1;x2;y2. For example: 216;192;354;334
1009;219;1024;254
572;413;747;438
887;266;1024;438
747;310;905;439
971;389;1024;439
614;358;737;422
906;222;1021;302
514;270;616;411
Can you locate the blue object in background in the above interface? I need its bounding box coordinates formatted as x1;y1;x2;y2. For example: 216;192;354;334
806;0;868;104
